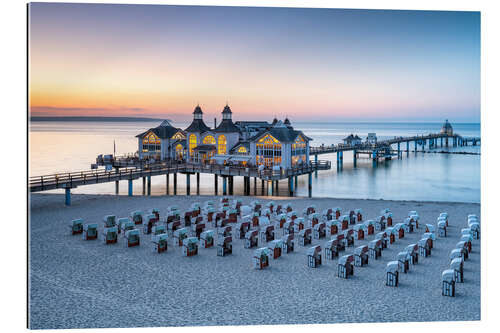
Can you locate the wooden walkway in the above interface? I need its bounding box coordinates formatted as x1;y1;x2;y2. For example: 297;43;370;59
310;133;479;156
29;161;331;193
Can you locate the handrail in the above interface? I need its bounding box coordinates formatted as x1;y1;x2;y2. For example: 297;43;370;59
29;159;332;188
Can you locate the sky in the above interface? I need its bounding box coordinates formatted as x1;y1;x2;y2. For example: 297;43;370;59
29;3;480;122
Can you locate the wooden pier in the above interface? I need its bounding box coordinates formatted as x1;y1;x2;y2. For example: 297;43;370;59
310;133;480;169
29;161;331;204
29;130;479;206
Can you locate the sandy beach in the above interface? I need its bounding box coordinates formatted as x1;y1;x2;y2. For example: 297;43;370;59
28;193;481;329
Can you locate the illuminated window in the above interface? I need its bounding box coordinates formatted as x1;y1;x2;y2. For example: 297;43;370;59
171;131;186;140
189;134;197;156
218;135;227;155
142;132;161;152
203;135;216;145
237;146;247;154
175;144;184;159
256;134;281;166
292;135;306;166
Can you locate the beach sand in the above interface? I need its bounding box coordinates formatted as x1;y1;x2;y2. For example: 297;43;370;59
29;193;480;329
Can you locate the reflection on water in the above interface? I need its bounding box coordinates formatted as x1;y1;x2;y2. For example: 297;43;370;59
29;121;480;203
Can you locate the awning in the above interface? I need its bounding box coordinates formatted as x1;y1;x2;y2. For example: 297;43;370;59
210;154;252;164
211;155;232;164
229;155;252;162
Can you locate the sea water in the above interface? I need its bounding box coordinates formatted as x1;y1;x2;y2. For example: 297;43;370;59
29;121;480;203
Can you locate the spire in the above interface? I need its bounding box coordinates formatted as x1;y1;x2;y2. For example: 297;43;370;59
222;104;232;120
193;104;203;120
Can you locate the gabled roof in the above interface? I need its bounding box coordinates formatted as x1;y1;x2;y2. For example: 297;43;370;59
249;124;312;143
136;121;183;139
229;141;250;154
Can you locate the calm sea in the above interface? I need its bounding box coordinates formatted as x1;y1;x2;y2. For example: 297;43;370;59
29;121;480;203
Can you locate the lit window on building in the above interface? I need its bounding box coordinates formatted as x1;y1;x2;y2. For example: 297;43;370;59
189;134;197;156
203;135;216;145
218;135;227;155
256;134;281;166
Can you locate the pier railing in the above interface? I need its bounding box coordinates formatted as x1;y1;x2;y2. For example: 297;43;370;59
309;133;478;155
29;160;331;192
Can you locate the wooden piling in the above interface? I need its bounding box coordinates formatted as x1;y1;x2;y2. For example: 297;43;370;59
214;174;218;195
173;173;177;195
166;173;169;195
196;172;200;195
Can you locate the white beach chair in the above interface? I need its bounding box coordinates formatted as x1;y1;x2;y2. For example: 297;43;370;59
151;233;168;253
307;245;322;268
354;245;369;267
442;269;455;297
182;237;199;256
69;218;83;235
102;226;118;244
386;261;399;287
253;247;270;269
82;223;98;240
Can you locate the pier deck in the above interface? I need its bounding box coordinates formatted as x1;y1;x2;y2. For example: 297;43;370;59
29;161;331;193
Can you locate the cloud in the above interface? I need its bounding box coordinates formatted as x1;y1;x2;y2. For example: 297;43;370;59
29;105;192;121
30;105;150;114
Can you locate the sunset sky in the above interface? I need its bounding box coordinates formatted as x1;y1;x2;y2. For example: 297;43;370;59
29;3;480;122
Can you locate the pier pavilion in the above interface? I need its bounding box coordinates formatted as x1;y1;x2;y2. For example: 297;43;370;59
136;104;313;170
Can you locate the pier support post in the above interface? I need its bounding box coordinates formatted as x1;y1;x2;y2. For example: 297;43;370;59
214;175;218;195
414;140;417;153
142;177;146;195
337;151;340;170
147;176;151;196
441;137;443;147
353;149;357;167
223;177;227;195
406;141;409;156
65;187;71;206
173;173;177;195
288;176;294;197
397;143;400;159
372;150;377;168
186;173;190;196
115;180;119;195
340;151;343;170
128;179;133;196
229;176;234;195
446;137;449;147
196;173;200;195
308;172;312;198
166;174;169;195
314;154;318;177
